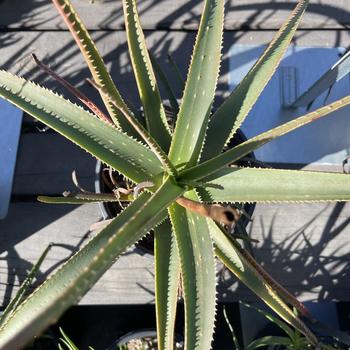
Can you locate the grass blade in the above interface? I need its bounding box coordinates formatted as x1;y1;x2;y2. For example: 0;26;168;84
0;244;53;327
223;306;241;350
202;0;309;160
59;328;79;350
240;302;295;340
247;336;291;350
169;0;224;170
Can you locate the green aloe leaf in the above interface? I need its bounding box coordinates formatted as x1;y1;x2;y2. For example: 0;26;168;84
38;193;132;204
181;94;350;181
198;167;350;203
202;0;309;160
167;54;185;93
240;302;295;340
208;221;317;345
154;220;180;350
91;79;177;177
169;0;224;170
122;0;172;151
52;0;136;135
0;179;184;350
169;194;216;350
0;70;163;185
150;53;180;116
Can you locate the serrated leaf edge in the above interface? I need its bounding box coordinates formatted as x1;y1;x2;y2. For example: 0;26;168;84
0;70;163;184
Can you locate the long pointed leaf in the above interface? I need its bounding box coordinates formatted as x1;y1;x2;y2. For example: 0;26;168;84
247;336;291;350
167;54;185;92
154;220;180;350
59;328;80;350
89;78;177;177
199;167;350;203
169;0;224;170
240;302;295;340
150;53;179;116
181;94;350;181
0;71;163;184
38;193;132;204
202;0;309;160
122;0;172;150
208;220;317;345
169;195;217;350
223;306;241;350
52;0;136;135
0;179;184;350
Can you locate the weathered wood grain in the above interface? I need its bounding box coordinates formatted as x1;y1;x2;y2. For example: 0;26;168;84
2;30;350;108
0;30;194;107
5;29;350;196
0;202;156;305
0;201;348;305
12;131;347;196
13;133;96;195
245;202;350;302
1;8;350;306
0;0;349;30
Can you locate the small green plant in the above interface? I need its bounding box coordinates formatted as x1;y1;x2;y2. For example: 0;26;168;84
224;303;347;350
58;328;95;350
0;0;350;349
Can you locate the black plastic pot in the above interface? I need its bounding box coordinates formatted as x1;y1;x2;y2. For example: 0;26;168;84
95;129;255;256
95;160;157;257
225;128;256;230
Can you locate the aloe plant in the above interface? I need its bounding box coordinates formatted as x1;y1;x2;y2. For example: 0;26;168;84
0;0;350;349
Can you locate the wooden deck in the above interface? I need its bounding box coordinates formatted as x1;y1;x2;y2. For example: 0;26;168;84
0;0;350;305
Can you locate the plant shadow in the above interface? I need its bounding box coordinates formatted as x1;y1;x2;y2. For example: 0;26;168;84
0;0;350;309
217;201;350;302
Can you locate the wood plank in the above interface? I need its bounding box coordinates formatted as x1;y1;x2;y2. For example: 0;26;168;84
0;202;156;305
0;201;349;305
5;29;350;195
1;30;350;304
2;30;350;106
0;30;194;107
13;133;96;195
247;202;350;302
0;0;349;30
13;131;346;196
